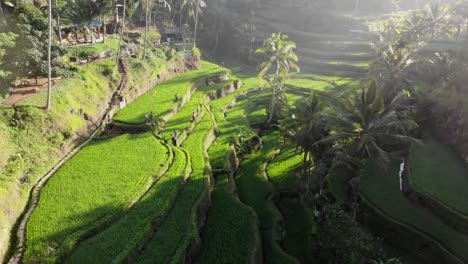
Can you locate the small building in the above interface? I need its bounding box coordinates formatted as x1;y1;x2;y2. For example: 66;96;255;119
161;25;192;44
63;20;104;46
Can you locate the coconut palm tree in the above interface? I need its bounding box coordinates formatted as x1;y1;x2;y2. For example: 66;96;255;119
256;32;299;124
55;0;62;46
280;92;332;194
316;81;420;167
354;0;359;17
143;0;170;59
46;0;52;111
116;0;126;62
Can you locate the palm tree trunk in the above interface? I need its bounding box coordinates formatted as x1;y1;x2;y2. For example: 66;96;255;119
116;0;126;63
103;16;106;43
179;9;183;27
211;30;219;54
267;61;280;124
46;0;52;111
193;0;201;47
171;9;177;26
55;0;63;47
354;0;359;18
143;0;149;59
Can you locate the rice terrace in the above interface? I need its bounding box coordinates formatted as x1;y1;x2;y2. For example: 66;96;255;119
1;0;468;263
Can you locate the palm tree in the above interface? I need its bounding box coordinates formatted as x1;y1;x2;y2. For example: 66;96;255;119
354;0;359;17
144;0;170;59
55;0;62;46
256;32;300;124
316;81;420;166
46;0;52;111
65;0;112;43
179;0;205;25
192;0;205;47
116;0;126;62
280;92;331;194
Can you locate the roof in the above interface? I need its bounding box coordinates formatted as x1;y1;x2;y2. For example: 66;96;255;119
74;20;103;29
163;27;181;34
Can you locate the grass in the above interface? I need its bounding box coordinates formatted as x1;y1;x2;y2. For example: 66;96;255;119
327;166;353;203
134;112;212;263
194;174;260;263
0;56;122;261
19;59;120;131
360;160;468;262
65;146;190;264
65;37;120;60
408;134;468;216
159;78;234;142
236;131;298;264
267;143;303;190
24;132;170;263
278;197;316;263
113;61;226;124
208;75;260;171
125;48;170;92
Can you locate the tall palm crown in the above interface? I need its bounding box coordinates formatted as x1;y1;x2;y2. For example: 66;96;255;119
256;32;299;123
319;82;419;164
256;32;299;78
179;0;205;23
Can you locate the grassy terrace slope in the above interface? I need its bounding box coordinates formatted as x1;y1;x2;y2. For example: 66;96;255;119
196;76;263;263
135;111;212;263
208;75;259;170
267;144;303;190
24;133;170;263
408;135;468;216
236;130;298;264
360;161;468;262
65;146;190;264
114;61;225;124
195;174;260;263
1;55;121;262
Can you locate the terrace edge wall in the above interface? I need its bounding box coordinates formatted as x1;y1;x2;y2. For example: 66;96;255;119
402;157;468;237
358;194;465;264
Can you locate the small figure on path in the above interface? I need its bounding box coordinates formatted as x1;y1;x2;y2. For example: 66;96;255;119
192;111;196;122
174;94;179;102
172;130;179;145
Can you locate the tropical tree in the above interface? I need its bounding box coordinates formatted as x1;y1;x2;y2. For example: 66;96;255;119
116;0;126;62
353;0;359;17
280;92;332;194
47;0;52;110
178;0;204;26
318;82;419;165
0;32;17;79
256;32;299;124
54;0;62;46
192;0;205;47
2;3;67;84
64;0;112;42
143;0;170;59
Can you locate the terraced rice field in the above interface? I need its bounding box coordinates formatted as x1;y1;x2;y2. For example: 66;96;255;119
360;160;468;262
65;147;190;264
16;38;467;263
195;174;260;263
408;135;468;216
114;61;226;124
24;133;170;263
